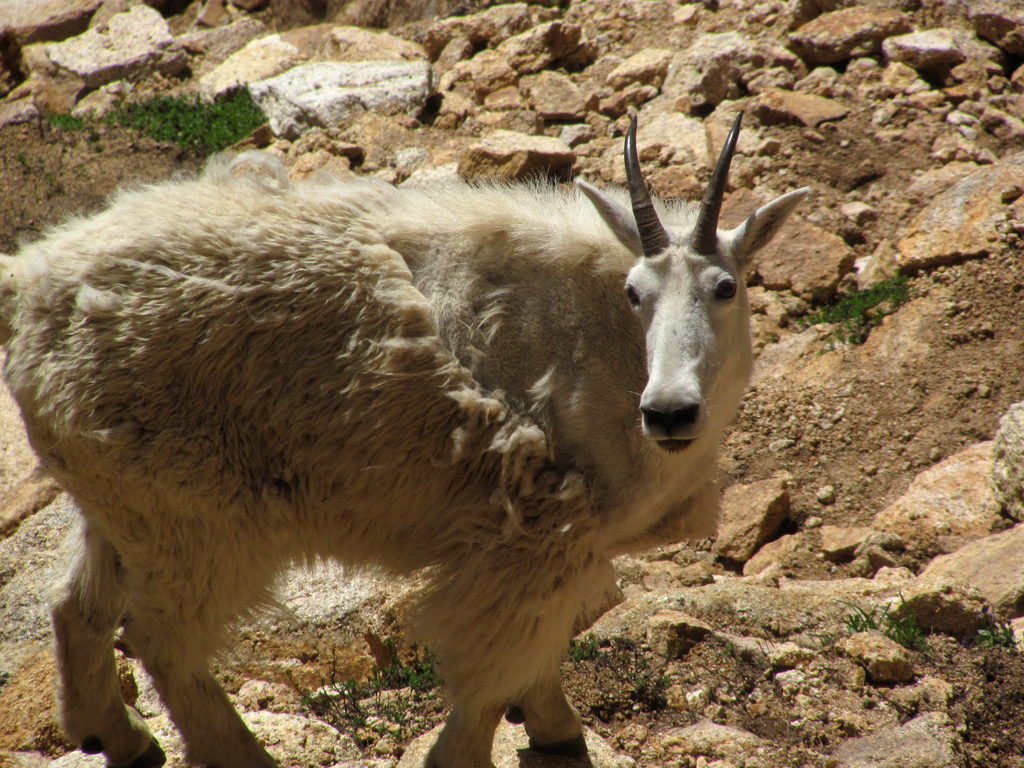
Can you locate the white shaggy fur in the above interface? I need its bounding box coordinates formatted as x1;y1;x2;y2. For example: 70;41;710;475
0;150;805;768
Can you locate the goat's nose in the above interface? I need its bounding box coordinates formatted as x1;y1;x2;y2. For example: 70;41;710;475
641;403;702;434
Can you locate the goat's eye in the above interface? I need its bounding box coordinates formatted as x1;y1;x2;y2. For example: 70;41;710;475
715;277;737;301
625;284;641;307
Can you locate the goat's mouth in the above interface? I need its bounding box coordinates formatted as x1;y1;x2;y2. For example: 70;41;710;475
656;438;693;453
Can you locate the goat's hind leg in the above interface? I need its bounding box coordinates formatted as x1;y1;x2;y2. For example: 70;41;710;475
119;551;278;768
52;521;163;767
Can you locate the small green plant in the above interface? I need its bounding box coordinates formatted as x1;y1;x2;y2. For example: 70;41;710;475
297;640;442;749
976;612;1019;650
107;88;265;155
799;274;911;346
568;634;601;662
48;113;85;131
841;599;926;651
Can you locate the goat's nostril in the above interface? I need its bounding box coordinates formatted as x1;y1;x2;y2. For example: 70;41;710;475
669;404;701;428
641;403;702;432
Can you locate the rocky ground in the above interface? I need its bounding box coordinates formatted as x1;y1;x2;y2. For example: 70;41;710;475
1;0;1024;766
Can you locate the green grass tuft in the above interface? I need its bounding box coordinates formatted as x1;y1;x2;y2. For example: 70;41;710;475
842;599;927;651
48;113;85;131
799;274;911;346
107;88;266;155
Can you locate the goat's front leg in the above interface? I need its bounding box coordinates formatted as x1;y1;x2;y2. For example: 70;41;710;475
505;672;585;757
425;703;505;768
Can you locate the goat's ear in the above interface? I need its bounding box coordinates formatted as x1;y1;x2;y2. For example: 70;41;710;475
576;179;643;254
726;187;810;267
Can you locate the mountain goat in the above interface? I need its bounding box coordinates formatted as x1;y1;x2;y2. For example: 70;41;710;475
0;113;807;768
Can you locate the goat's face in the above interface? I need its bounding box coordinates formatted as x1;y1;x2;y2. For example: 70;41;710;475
579;113;809;452
624;247;747;451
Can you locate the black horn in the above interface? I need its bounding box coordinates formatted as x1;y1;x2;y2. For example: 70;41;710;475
692;111;743;255
624;117;670;257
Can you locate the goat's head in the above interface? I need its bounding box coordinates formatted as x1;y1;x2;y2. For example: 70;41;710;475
578;114;808;452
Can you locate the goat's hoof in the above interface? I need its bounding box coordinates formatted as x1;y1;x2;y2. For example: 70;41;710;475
528;733;588;759
505;704;525;724
81;737;104;754
108;738;166;768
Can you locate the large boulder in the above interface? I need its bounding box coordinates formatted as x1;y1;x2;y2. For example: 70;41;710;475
896;152;1024;272
43;6;182;89
249;60;432;139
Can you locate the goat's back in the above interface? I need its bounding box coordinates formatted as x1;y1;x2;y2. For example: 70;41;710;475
2;160;581;574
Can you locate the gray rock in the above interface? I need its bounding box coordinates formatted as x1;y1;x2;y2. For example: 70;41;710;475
44;5;182;88
789;6;912;65
970;0;1024;56
993;402;1024;522
882;29;966;73
0;0;101;45
397;720;634;768
176;17;269;78
665;32;802;114
832;712;965;768
0;495;77;649
0;95;40;129
249;60;432;140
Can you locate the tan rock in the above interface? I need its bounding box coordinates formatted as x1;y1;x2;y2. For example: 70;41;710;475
993;402;1024;522
458;130;574;181
495;21;581;75
789;6;913;65
921;523;1024;618
0;648;66;756
714;473;791;563
839;631;915;684
751;88;849;127
520;70;586;121
753;216;856;302
887;578;988;641
422;3;532;60
0;475;60;540
820;525;878;563
645;610;713;658
742;532;805;576
897;152;1024;272
438;49;517;104
872;442;1001;552
605;48;673;90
